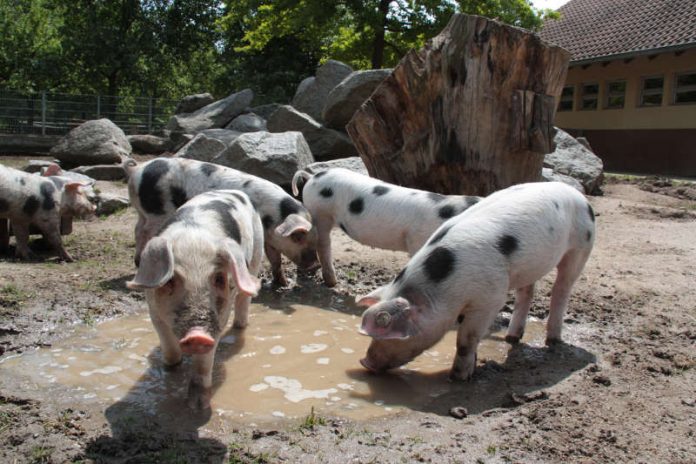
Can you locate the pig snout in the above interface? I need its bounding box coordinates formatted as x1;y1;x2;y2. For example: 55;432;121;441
359;356;383;373
179;327;215;355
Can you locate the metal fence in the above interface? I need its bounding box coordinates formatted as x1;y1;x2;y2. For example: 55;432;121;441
0;89;179;136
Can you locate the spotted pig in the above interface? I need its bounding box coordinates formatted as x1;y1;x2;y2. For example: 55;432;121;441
127;190;264;410
291;168;481;287
356;181;596;380
125;158;319;286
0;164;95;261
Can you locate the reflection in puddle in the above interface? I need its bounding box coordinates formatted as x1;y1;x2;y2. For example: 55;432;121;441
0;304;545;422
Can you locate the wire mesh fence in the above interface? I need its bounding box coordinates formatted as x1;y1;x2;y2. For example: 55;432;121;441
0;89;179;136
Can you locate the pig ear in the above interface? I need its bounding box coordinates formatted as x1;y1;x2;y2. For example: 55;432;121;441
356;286;386;307
359;297;417;340
42;163;62;177
64;182;88;193
275;214;312;239
220;244;261;297
127;237;174;290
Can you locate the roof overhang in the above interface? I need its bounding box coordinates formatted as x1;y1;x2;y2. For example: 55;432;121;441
569;42;696;67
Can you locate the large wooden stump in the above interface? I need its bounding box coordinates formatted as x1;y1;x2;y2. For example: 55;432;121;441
346;14;571;196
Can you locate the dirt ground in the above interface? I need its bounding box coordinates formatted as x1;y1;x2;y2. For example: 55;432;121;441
0;156;694;463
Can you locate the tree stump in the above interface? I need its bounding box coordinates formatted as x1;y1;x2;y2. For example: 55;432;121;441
346;14;571;196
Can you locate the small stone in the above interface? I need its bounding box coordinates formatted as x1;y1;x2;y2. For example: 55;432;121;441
449;406;468;419
592;375;611;386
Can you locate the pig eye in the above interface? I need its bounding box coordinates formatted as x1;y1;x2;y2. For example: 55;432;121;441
213;272;227;289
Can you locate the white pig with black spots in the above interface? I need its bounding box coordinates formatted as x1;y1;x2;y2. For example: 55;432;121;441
356;181;596;381
125;157;319;286
292;168;481;287
0;164;95;261
127;189;264;410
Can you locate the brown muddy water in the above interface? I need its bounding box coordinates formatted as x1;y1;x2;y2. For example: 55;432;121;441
0;301;546;424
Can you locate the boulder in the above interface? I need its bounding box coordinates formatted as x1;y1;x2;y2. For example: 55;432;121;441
166;89;254;134
95;193;130;216
212;131;314;187
545;128;604;195
128;134;172;154
250;103;281;120
175;93;215;114
173;133;226;162
323;69;392;130
226;113;267;132
292;60;353;123
541;168;584;193
306;157;368;176
22;160;57;174
198;129;243;148
71;165;126;181
50;119;131;168
267;105;357;161
169;132;194;152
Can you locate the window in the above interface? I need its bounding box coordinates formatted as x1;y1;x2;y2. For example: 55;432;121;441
558;85;574;111
605;80;626;109
674;71;696;104
580;83;598;110
640;75;664;106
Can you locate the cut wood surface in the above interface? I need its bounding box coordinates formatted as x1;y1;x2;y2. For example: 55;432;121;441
347;14;571;196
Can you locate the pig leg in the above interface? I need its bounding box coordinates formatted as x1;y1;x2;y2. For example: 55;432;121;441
451;294;507;381
39;221;73;262
505;284;535;344
232;293;250;329
148;310;183;367
265;243;288;287
315;215;336;287
0;218;8;253
187;349;216;410
546;248;592;345
10;221;34;260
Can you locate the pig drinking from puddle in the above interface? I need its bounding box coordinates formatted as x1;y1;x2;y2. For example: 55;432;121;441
356;182;596;380
125;157;319;286
292;168;481;287
127;189;264;409
0;164;95;261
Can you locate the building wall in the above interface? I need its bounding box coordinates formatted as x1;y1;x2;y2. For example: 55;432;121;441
554;48;696;176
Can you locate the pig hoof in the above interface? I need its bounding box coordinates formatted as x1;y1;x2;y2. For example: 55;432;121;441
232;320;248;329
545;337;563;347
323;276;337;288
272;275;289;287
505;334;522;345
448;366;475;382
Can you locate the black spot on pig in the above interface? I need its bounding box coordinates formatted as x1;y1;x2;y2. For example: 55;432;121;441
314;171;327;179
428;225;451;246
159;206;198;233
320;187;333;198
587;203;595;222
553;201;560;210
423;247;456;283
243;179;252;188
457;315;464;324
262;215;274;230
394;267;407;283
23;196;40;216
40;182;56;210
466;196;480;208
438;205;455;219
201;200;241;243
349;197;364;215
140;159;169;215
279;197;301;220
428;192;445;203
587;230;592;242
200;163;218;177
0;198;9;212
170;186;187;209
373;185;390;196
497;234;518;256
20;179;26;186
230;192;247;205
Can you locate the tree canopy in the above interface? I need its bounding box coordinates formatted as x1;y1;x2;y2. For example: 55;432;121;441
1;0;556;101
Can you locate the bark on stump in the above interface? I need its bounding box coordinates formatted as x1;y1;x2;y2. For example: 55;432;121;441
346;14;571;196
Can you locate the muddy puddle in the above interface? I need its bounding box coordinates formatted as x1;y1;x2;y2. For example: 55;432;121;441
0;302;547;423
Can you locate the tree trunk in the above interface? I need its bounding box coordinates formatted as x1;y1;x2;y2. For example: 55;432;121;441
370;0;391;69
347;14;571;196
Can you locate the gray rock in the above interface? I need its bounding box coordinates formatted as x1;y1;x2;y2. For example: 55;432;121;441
128;134;172;154
169;132;194;152
95;193;130;216
22;160;57;173
576;136;593;152
541;168;584;193
545;128;604;195
292;60;353;123
50;119;131;168
175;93;215;114
323;69;392;130
173;133;227;162
71;164;126;181
166;89;254;134
306;157;368;176
267;105;357;161
225;113;267;132
212;131;314;187
250;103;281;120
198;129;243;147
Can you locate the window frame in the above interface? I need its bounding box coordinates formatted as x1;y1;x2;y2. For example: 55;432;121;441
604;79;627;110
580;82;599;111
639;74;664;107
558;84;575;112
672;70;696;105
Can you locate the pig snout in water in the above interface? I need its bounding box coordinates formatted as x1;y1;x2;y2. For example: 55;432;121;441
179;327;216;355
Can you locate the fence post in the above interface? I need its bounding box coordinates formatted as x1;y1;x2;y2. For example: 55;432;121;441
148;97;153;133
96;95;101;118
41;91;47;136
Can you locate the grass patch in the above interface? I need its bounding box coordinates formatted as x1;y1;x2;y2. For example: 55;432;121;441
30;445;54;464
0;284;32;312
299;406;326;432
227;442;273;464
